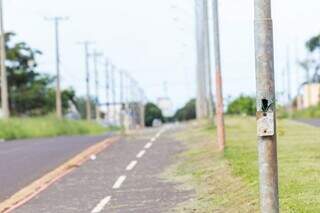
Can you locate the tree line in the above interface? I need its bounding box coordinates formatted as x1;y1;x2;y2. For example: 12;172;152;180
2;32;95;118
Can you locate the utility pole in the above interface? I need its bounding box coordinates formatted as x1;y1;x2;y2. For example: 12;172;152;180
194;0;209;119
254;0;279;212
286;47;292;115
46;16;68;119
204;0;214;122
78;41;93;121
92;50;103;121
212;0;225;150
110;65;116;125
105;59;110;122
139;88;145;128
119;70;125;130
0;0;9;119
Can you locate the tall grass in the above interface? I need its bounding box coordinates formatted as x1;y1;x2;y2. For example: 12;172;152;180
0;116;107;140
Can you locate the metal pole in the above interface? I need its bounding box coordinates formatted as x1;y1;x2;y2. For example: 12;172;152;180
0;0;9;118
254;0;279;212
46;17;68;119
212;0;225;150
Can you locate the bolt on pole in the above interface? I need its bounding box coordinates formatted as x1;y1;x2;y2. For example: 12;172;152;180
254;0;279;212
0;0;9;119
212;0;225;150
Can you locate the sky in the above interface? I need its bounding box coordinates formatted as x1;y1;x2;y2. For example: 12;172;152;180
4;0;320;110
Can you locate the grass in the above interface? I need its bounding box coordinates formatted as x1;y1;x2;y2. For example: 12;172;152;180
0;116;109;140
165;117;320;212
292;105;320;119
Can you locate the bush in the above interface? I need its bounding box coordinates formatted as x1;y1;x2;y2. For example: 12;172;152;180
227;96;256;116
144;103;163;127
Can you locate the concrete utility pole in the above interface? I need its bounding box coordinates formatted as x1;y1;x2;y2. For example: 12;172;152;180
254;0;279;212
78;41;92;121
0;0;9;119
286;47;292;115
92;50;103;121
110;65;116;124
46;16;68;119
139;88;145;128
212;0;225;150
194;0;209;119
119;70;125;129
105;59;110;122
203;0;214;122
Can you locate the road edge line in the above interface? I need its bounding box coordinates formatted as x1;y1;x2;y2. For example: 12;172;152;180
0;136;120;213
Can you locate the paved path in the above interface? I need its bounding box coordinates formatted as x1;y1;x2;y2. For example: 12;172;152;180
14;125;192;213
297;119;320;127
0;134;111;202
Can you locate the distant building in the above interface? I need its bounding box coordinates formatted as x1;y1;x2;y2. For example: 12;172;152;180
297;83;320;110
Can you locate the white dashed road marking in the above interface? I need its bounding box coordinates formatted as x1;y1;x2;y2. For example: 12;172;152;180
136;150;146;158
91;128;168;211
113;175;127;189
144;142;153;149
91;196;112;213
126;160;138;171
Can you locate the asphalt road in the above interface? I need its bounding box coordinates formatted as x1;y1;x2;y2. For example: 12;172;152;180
0;133;111;202
297;119;320;127
14;125;192;213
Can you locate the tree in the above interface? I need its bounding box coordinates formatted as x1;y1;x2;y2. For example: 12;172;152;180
306;34;320;53
144;102;163;127
4;32;76;116
227;95;256;116
174;99;196;121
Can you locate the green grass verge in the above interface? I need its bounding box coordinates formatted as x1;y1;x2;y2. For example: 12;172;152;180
164;120;258;212
166;117;320;212
225;117;320;212
292;105;320;119
0;116;110;140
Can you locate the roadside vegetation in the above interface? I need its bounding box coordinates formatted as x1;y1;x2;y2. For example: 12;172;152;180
292;105;320;119
165;117;320;212
0;116;108;140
